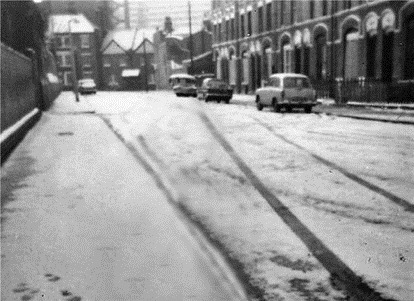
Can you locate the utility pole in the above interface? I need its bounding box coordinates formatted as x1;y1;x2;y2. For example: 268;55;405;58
188;1;194;75
69;19;80;102
143;34;149;92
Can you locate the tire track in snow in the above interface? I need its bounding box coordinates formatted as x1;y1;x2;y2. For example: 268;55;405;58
247;114;414;213
198;110;396;301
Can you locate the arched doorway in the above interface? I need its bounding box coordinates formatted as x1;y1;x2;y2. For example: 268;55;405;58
294;30;302;73
229;47;237;87
381;9;396;82
241;49;249;94
364;13;379;79
404;14;414;79
280;34;292;73
315;34;327;80
341;16;361;79
313;24;328;80
262;39;272;81
250;53;256;92
256;53;262;89
214;50;221;79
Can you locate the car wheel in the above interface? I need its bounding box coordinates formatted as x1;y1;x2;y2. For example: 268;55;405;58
272;99;280;112
205;96;209;102
304;106;312;113
225;98;230;104
286;106;292;113
256;96;263;111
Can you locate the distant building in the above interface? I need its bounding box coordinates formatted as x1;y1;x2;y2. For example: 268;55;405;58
100;29;155;90
210;0;414;95
126;0;210;33
47;14;101;89
182;28;214;76
39;0;117;33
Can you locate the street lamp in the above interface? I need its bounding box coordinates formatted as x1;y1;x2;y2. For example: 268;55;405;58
68;18;80;102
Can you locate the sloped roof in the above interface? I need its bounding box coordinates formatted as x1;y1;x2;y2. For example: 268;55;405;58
101;28;155;53
48;14;97;34
102;41;125;55
135;40;154;54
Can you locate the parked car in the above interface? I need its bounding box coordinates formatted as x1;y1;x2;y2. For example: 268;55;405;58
78;78;97;94
169;73;197;97
197;78;233;103
255;73;317;113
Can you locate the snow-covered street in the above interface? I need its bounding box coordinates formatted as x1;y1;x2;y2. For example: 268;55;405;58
2;91;413;301
85;91;413;301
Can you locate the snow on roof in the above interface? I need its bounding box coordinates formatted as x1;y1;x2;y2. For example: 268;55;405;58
169;73;195;80
122;69;140;77
270;73;309;78
48;14;96;34
101;28;155;53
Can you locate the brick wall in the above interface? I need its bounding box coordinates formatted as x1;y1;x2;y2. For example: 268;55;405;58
1;43;38;132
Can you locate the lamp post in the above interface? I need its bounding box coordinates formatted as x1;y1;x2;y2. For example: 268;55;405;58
68;18;80;102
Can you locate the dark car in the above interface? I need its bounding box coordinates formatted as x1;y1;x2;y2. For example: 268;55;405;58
78;78;97;95
197;78;233;103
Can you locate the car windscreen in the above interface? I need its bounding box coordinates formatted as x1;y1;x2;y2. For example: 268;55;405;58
283;77;310;88
79;79;94;85
207;80;228;89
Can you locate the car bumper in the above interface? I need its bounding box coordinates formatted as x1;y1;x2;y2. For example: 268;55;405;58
174;88;197;95
79;88;96;94
280;100;317;107
206;92;232;98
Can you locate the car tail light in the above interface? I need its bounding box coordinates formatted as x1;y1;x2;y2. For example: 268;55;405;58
281;90;285;100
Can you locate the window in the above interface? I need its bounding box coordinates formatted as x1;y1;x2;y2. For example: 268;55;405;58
283;77;310;88
82;53;92;67
247;11;252;36
149;73;155;84
57;51;72;67
226;20;230;40
322;0;328;16
291;0;296;24
281;0;285;25
266;3;272;31
345;0;352;9
57;35;71;48
230;18;235;40
218;23;222;42
258;6;263;33
240;15;245;37
82;71;93;79
270;77;281;87
103;56;111;67
213;24;217;42
64;71;73;86
310;0;315;19
119;56;127;67
80;34;90;48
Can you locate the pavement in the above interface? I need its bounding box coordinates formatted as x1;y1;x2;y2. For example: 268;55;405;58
1;93;248;301
231;94;414;125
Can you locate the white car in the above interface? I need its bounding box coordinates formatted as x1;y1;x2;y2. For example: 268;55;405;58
255;73;317;113
169;73;197;97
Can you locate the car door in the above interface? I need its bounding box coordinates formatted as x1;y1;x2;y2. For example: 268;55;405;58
264;77;280;105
